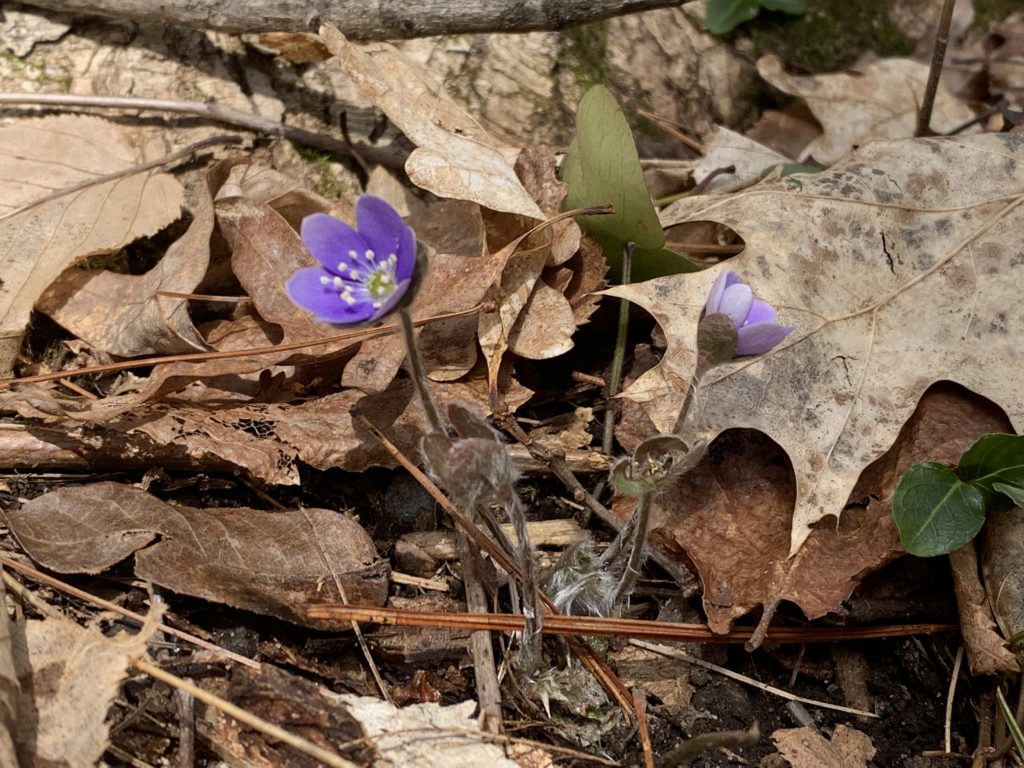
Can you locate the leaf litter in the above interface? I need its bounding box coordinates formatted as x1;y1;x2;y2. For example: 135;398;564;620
0;4;1022;766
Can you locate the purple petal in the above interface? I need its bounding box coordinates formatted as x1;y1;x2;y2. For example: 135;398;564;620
357;196;409;263
704;271;739;315
743;299;777;326
300;213;370;275
286;266;377;324
718;283;753;326
394;223;417;282
735;323;795;356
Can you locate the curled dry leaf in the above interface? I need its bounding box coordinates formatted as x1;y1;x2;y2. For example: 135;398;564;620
951;542;1020;675
37;160;234;359
5;482;388;627
757;55;975;164
318;23;543;220
13;605;161;767
610;134;1024;556
981;507;1024;657
0;115;185;374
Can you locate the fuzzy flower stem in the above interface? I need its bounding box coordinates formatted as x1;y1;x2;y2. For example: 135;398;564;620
671;356;710;438
601;242;634;457
397;306;443;434
612;491;653;609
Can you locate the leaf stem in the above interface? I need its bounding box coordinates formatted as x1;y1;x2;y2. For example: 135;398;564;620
397;307;443;433
601;242;634;456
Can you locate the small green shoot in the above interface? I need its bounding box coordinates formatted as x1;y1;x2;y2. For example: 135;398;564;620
892;434;1024;557
707;0;807;35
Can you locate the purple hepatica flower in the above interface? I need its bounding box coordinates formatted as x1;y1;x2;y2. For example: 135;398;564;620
704;271;795;356
287;195;416;324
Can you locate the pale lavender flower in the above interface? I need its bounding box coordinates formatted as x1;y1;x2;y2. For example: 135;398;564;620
703;271;794;356
286;195;416;324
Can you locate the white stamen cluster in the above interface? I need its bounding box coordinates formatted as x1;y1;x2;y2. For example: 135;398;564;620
319;247;401;310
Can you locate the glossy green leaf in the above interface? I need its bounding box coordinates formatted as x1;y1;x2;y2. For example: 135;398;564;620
760;0;807;14
562;85;665;252
706;0;760;34
892;461;986;557
959;433;1024;508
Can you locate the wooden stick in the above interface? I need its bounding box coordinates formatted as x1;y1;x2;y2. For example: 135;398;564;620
306;603;958;644
20;0;689;38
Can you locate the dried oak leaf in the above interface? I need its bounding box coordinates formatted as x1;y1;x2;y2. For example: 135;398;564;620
0;115;185;374
609;133;1024;556
757;55;975;164
5;482;388;626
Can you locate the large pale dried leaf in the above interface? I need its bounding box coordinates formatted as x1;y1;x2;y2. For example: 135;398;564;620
318;24;543;220
772;725;875;768
14;608;159;767
632;379;1011;637
5;483;388;626
757;55;975;164
37;162;229;358
610;133;1024;555
0;116;185;373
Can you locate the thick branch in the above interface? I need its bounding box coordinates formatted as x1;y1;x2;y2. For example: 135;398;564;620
19;0;683;38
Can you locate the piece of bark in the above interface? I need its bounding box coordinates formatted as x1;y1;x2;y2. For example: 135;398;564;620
398;519;586;562
20;0;687;38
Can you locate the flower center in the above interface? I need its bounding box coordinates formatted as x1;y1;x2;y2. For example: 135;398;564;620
323;249;401;310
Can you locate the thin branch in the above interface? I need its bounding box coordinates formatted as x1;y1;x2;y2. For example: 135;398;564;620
0;92;405;170
20;0;690;39
916;0;957;137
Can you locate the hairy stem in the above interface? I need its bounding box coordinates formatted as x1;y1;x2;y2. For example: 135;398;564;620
612;492;653;609
398;307;443;433
601;242;634;456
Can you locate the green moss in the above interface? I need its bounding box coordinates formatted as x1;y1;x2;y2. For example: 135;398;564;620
748;1;913;73
973;0;1020;32
294;146;351;200
1;48;72;91
558;21;609;91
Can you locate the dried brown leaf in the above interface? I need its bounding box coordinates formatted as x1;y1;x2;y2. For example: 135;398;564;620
953;540;1019;675
982;506;1024;647
638;387;1008;637
37;160;230;358
318;24;543;220
0;116;185;373
14;607;160;766
772;724;875;768
610;133;1024;554
5;483;388;627
757;55;975;164
343;200;493;392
